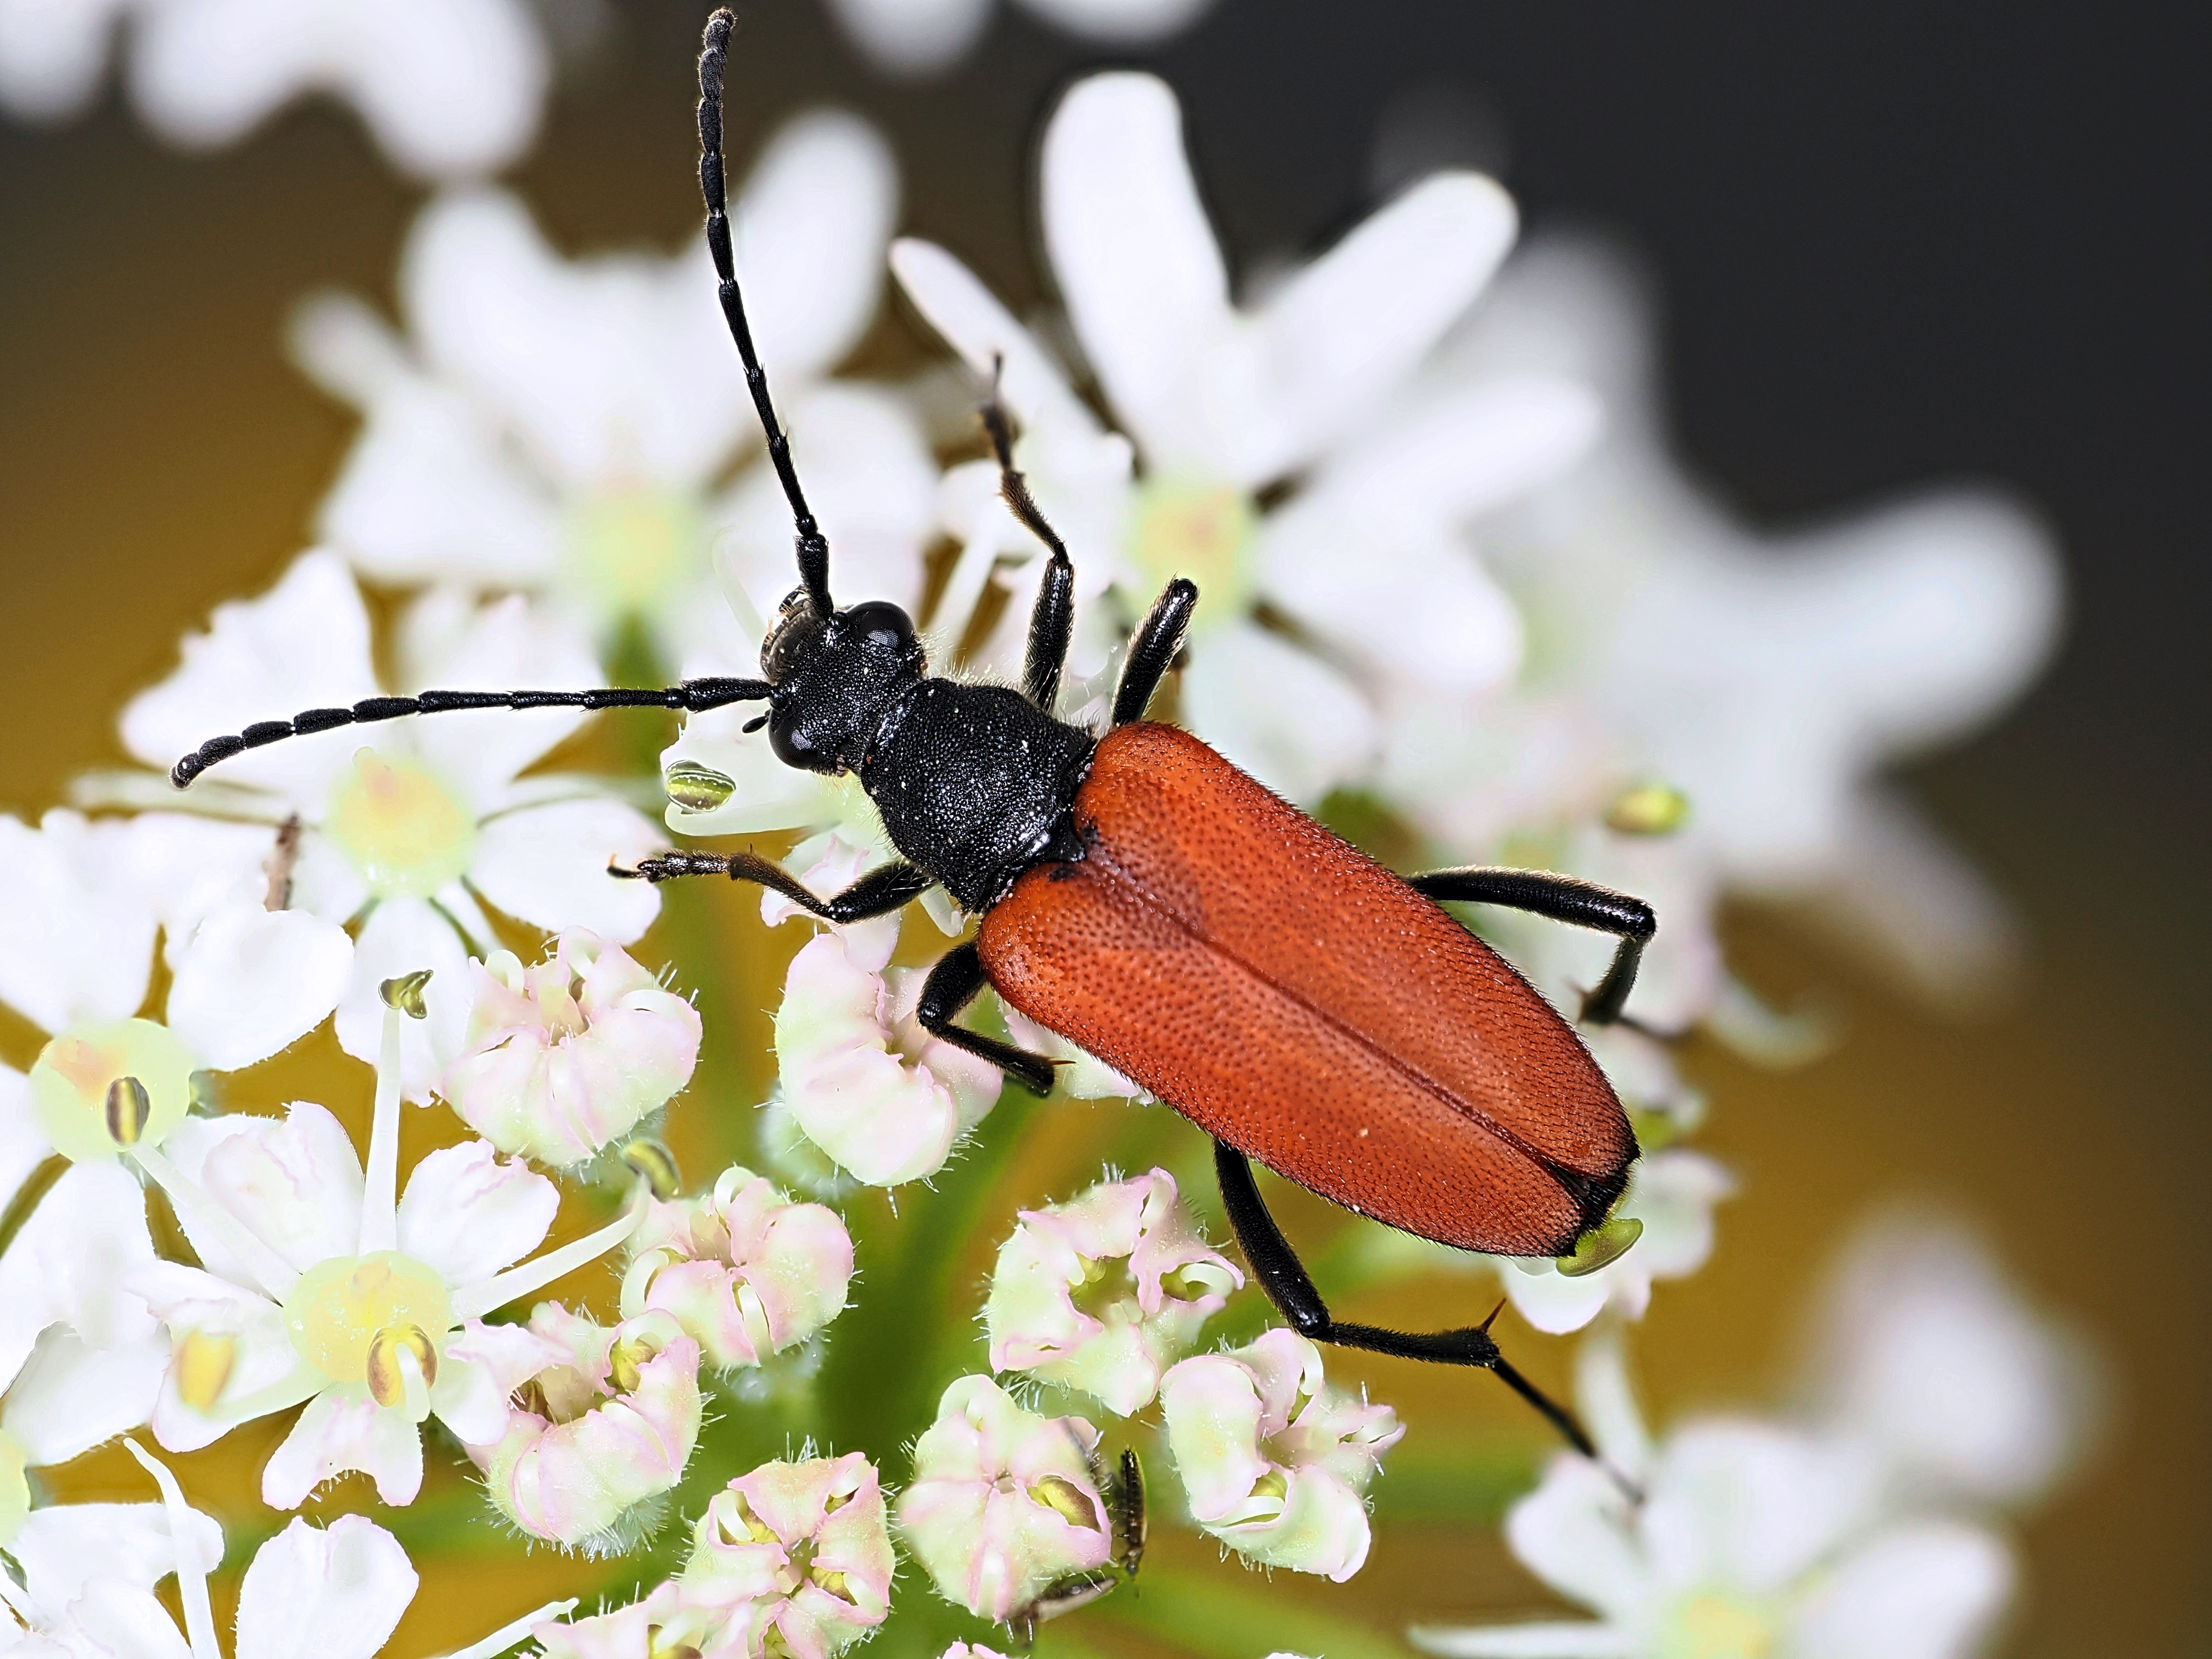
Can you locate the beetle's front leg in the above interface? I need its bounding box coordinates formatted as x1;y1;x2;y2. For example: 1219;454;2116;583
615;849;933;923
1408;866;1655;1026
916;942;1059;1095
1112;578;1198;726
1213;1141;1601;1461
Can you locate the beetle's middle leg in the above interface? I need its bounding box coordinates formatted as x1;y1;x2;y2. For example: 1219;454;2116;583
614;849;933;923
1408;867;1655;1026
916;942;1058;1096
1213;1141;1600;1461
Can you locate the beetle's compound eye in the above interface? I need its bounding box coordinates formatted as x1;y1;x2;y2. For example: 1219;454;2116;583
761;587;826;681
839;600;917;655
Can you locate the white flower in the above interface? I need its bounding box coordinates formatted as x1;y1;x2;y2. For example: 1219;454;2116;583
1158;1329;1403;1582
985;1167;1241;1414
126;998;646;1508
892;72;1599;804
0;0;550;180
0;1442;220;1640
97;550;664;1099
292;116;931;658
825;0;1217;77
1388;236;2062;1010
11;1439;575;1659
771;903;1004;1188
442;929;702;1168
1410;1330;2015;1659
1801;1208;2099;1513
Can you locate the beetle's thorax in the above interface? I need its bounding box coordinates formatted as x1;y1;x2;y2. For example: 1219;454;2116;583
861;680;1095;913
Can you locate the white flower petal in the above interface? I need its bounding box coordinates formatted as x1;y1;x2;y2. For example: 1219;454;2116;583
1018;0;1216;43
394;1140;558;1287
1499;1260;1614;1336
133;1260;311;1454
398;590;602;806
261;1388;424;1508
1;1324;167;1465
119;549;381;808
1410;1622;1639;1659
165;904;351;1073
824;0;990;75
1041;73;1232;469
0;1163;156;1396
1249;172;1518;479
193;1102;364;1275
468;798;664;943
334;898;472;1103
9;1499;221;1622
0;0;122;120
1787;1522;2013;1659
0;810;159;1033
1181;620;1376;806
129;0;547;180
403;188;745;490
57;1587;199;1659
1499;1452;1646;1623
0;1065;48;1211
235;1514;419;1659
735;110;899;385
890;239;1100;438
1644;1423;1875;1595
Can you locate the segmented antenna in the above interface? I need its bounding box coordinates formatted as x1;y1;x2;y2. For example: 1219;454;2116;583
699;9;832;614
169;678;769;789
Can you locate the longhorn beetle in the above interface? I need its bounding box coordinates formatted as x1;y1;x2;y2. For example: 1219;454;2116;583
172;8;1659;1459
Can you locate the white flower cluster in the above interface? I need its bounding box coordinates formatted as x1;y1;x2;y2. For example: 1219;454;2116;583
0;15;2087;1656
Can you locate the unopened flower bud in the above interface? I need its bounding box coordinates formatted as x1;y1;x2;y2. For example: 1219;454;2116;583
621;1164;854;1373
476;1304;702;1553
621;1138;682;1199
1159;1330;1403;1582
896;1375;1112;1621
1604;783;1691;836
442;931;701;1168
681;1452;894;1657
987;1168;1241;1415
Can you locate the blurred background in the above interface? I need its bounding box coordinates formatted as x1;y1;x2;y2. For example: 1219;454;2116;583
0;0;2204;1653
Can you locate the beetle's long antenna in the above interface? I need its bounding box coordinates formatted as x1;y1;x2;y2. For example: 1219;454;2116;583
699;9;831;615
169;678;770;789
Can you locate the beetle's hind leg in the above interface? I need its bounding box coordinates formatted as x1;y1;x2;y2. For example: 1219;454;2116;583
614;848;934;923
917;942;1059;1096
1213;1142;1603;1462
1408;867;1655;1027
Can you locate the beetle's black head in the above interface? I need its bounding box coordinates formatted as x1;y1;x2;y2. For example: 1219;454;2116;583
760;588;926;773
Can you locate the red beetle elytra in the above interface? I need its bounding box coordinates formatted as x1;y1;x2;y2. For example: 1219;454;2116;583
172;9;1656;1455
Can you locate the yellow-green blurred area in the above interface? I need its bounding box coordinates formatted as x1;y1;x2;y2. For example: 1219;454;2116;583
2;1;2205;1654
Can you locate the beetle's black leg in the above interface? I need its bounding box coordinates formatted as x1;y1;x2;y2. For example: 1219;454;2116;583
1409;867;1656;1027
1213;1141;1600;1461
1112;578;1198;727
917;942;1058;1095
979;385;1076;714
614;849;933;924
170;678;771;790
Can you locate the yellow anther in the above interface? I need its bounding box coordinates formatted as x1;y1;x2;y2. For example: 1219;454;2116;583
175;1330;237;1412
365;1322;438;1408
378;969;434;1019
664;761;737;814
105;1075;151;1146
811;1568;853;1603
608;1330;662;1394
1027;1474;1098;1530
621;1138;681;1199
1604;783;1691;836
1247;1468;1288;1505
1556;1215;1646;1278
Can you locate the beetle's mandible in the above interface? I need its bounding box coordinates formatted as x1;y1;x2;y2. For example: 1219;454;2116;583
170;7;1660;1461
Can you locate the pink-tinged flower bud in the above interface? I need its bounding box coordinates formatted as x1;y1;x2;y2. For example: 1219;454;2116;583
474;1303;703;1553
774;925;1002;1187
986;1168;1242;1415
1158;1330;1403;1582
441;930;701;1167
939;1646;1014;1659
895;1375;1113;1621
680;1451;894;1659
532;1580;714;1658
621;1164;855;1371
